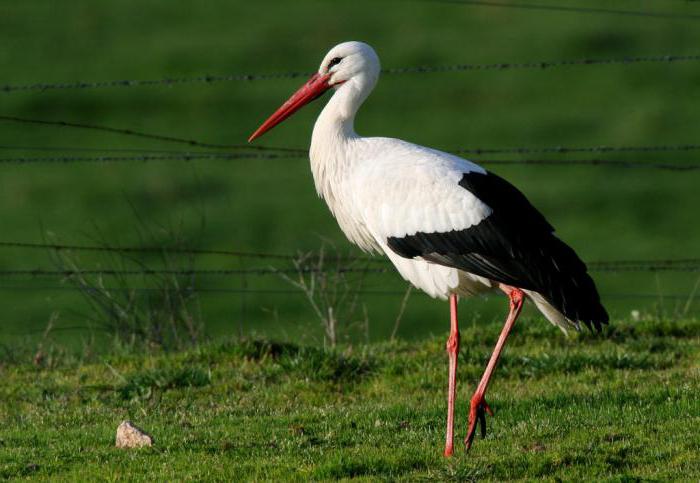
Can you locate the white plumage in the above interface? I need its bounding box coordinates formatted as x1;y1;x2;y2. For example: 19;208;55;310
340;140;495;299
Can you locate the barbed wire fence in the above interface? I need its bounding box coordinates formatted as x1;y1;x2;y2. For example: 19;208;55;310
1;43;700;343
3;53;700;94
3;240;700;271
1;237;699;344
1;115;700;170
0;154;698;170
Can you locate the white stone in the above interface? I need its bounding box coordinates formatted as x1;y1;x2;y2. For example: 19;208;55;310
115;420;154;449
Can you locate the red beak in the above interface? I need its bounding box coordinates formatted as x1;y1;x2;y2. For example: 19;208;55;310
248;72;333;142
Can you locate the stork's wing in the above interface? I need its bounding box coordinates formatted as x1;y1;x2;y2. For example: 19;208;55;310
355;146;608;330
388;169;557;289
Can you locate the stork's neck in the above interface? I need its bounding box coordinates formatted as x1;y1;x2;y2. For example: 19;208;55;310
312;76;373;146
309;73;376;198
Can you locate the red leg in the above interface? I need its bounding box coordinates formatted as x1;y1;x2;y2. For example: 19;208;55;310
444;294;460;457
465;285;524;450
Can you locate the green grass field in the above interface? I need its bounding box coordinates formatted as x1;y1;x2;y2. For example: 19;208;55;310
1;317;698;480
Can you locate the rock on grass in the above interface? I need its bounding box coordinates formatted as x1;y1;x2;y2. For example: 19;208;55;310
115;420;154;449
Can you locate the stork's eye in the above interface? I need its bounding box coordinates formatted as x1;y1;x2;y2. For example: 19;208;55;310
328;57;343;69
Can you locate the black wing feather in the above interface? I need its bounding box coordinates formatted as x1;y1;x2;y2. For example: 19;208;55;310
387;171;609;331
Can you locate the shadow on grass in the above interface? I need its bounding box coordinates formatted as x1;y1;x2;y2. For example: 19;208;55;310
118;366;211;400
213;338;378;384
313;452;430;480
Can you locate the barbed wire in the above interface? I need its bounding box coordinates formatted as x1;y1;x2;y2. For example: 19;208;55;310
0;283;694;302
0;152;300;164
453;144;700;155
0;153;697;170
5;142;700;157
590;265;700;272
0;115;304;153
0;284;404;296
3;53;700;94
481;159;700;171
0;267;390;277
382;54;700;76
0;71;313;94
3;115;700;160
418;0;700;20
0;144;233;155
0;240;300;260
2;240;699;272
0;261;699;278
588;259;700;272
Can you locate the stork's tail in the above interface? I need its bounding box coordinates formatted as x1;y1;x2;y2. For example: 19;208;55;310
528;236;609;332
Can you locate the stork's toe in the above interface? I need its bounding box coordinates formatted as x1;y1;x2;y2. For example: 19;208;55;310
465;396;494;450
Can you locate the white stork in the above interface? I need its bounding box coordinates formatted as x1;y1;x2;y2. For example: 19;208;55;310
248;41;608;456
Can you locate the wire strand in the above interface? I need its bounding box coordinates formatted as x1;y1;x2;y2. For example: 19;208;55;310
0;153;697;170
0;152;302;164
481;159;700;171
452;143;700;155
0;268;390;277
383;54;700;75
2;241;700;271
418;0;700;20
0;115;305;153
0;283;694;301
4;115;700;159
4;143;700;157
0;240;327;261
0;144;238;155
3;54;699;94
1;260;699;278
0;284;406;296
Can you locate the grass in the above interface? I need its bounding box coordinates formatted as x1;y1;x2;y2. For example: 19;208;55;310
1;317;698;480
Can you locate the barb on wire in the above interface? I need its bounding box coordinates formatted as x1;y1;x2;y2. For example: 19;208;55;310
418;0;700;20
3;53;700;94
0;115;306;154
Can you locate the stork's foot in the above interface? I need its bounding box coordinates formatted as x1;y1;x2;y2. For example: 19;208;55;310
465;394;494;450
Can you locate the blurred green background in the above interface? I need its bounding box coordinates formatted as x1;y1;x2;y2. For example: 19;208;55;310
1;0;699;349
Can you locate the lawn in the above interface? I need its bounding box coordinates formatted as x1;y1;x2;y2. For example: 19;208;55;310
1;316;698;480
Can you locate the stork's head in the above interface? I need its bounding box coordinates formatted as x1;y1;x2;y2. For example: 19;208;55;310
248;41;380;142
318;41;380;88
